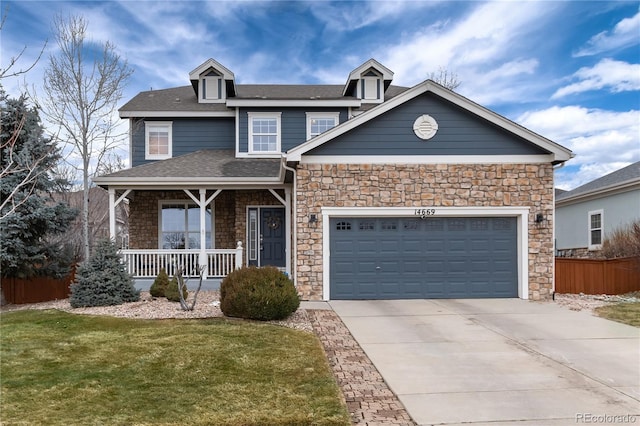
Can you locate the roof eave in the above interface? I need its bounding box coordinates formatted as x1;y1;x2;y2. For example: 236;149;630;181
119;110;235;118
556;178;640;206
288;79;573;163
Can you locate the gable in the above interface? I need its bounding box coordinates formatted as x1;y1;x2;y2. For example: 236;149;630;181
305;92;549;156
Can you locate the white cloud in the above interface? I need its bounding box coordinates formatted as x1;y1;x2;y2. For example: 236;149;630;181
574;9;640;56
518;106;640;189
552;59;640;99
352;1;557;106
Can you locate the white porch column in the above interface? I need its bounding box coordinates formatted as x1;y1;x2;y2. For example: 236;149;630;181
199;189;208;279
109;188;116;241
284;187;292;277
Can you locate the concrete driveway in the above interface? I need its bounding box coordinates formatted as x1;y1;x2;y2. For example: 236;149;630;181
329;299;640;425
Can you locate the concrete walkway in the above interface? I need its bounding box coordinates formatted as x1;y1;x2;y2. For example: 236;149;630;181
329;299;640;425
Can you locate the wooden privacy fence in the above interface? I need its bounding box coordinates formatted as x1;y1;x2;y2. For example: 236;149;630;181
2;269;75;305
555;257;640;295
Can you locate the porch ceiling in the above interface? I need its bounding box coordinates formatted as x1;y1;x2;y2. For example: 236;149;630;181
93;150;284;187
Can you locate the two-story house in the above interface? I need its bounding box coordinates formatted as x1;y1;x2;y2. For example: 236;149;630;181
94;58;573;301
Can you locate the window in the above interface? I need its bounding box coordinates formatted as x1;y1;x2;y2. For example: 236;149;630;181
306;112;339;140
145;121;172;160
160;203;212;249
363;77;379;100
588;210;603;250
248;112;281;153
203;76;221;100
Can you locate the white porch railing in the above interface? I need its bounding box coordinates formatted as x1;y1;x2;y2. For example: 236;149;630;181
120;242;243;279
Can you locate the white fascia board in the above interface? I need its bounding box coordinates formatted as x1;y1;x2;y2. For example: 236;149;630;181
93;176;284;187
555;180;640;206
427;84;573;162
343;59;394;94
226;99;361;107
189;58;235;80
288;80;573;163
119;111;235;118
300;155;555;165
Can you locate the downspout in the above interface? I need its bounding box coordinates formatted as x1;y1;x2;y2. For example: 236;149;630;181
281;156;297;287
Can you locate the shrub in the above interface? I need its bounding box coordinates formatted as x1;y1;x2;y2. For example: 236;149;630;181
220;266;300;321
149;269;170;297
165;276;188;302
601;220;640;260
70;239;140;308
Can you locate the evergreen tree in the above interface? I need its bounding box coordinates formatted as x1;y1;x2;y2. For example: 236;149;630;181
0;91;78;279
70;239;139;307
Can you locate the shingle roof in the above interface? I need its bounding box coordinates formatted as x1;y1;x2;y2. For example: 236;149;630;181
96;150;282;180
556;161;640;201
119;84;410;113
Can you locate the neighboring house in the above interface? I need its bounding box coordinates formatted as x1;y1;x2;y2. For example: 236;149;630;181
93;58;572;301
556;161;640;257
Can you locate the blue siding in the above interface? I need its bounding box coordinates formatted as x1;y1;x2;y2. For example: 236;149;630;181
307;93;549;156
131;118;235;166
238;108;349;153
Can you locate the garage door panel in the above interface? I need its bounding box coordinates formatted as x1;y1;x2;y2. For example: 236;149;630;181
330;217;518;299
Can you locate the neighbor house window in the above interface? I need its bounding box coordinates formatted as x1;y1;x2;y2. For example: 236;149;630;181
588;210;603;250
145;121;172;160
306;112;339;140
248;112;281;153
160;202;212;249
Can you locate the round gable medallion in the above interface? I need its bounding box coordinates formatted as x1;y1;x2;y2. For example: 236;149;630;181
413;114;438;140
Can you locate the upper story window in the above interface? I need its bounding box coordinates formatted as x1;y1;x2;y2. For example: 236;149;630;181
145;121;172;160
248;112;281;154
306;112;339;140
201;70;224;102
361;70;382;103
588;210;603;250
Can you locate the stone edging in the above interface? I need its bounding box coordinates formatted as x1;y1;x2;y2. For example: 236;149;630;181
308;309;416;425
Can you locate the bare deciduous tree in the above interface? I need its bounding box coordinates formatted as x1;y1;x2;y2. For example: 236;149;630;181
429;67;462;91
0;9;51;221
41;14;133;261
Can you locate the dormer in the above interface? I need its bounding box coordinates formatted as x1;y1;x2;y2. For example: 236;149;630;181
189;58;236;103
343;59;394;104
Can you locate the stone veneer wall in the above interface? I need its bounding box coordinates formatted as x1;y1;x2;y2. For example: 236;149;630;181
129;190;238;250
295;163;554;301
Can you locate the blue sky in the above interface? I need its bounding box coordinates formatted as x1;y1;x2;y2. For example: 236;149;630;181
2;0;639;190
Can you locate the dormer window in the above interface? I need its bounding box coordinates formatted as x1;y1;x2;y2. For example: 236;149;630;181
362;70;381;101
343;59;393;104
189;58;236;103
200;70;224;103
203;71;222;101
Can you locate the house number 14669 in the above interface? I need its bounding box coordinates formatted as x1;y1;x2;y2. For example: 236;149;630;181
415;209;436;218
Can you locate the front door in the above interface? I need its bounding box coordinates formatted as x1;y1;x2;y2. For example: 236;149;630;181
248;207;286;268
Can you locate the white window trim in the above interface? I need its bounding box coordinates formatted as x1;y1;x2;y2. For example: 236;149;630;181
145;121;172;160
360;76;383;104
157;200;215;249
305;112;339;140
320;206;530;301
200;76;225;103
588;209;604;251
247;112;282;155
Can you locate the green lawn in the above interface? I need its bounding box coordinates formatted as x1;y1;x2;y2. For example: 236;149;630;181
594;302;640;327
0;310;350;426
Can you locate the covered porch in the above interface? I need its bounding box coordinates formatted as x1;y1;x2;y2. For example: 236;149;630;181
93;150;293;281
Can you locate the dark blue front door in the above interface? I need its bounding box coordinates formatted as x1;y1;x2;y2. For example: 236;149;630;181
253;207;285;267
